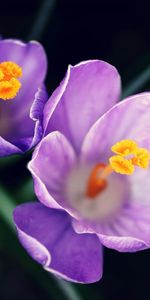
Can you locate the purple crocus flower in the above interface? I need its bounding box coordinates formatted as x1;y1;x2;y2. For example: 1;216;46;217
14;60;150;283
0;39;47;156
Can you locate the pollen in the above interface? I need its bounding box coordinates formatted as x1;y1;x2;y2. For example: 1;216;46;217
109;139;150;175
0;78;21;100
109;155;134;175
0;69;4;80
86;139;150;200
111;139;138;156
132;148;150;169
0;61;22;100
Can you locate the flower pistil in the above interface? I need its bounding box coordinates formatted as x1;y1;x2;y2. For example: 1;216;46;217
86;139;150;199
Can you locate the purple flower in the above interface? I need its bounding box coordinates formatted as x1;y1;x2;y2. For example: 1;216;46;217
14;60;150;283
0;39;48;156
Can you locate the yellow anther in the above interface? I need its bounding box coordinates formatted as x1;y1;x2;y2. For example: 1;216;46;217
0;78;21;100
0;61;22;81
110;139;150;175
109;155;134;175
0;69;4;80
111;139;138;156
0;61;22;101
86;139;150;200
132;148;150;169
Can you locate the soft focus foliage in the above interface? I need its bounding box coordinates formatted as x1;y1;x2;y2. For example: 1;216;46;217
0;0;150;300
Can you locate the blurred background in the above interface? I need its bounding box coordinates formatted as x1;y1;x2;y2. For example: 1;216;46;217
0;0;150;299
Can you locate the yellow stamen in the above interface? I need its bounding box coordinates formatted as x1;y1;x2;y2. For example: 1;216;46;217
0;69;4;80
100;164;113;179
132;148;150;169
0;61;22;81
110;139;150;174
86;139;150;200
0;61;22;100
111;139;138;156
109;155;134;175
0;78;21;100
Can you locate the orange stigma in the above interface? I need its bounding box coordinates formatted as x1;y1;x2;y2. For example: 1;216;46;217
86;139;150;199
86;163;113;198
0;61;22;100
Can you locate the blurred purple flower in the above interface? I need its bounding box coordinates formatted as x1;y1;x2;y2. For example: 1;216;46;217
14;60;150;283
0;39;48;156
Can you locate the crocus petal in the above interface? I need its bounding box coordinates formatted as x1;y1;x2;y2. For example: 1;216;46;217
4;85;48;153
28;131;78;217
13;202;103;283
73;196;150;253
0;136;22;156
81;93;150;164
30;84;48;149
73;160;150;252
0;39;47;154
77;92;150;252
43;60;121;153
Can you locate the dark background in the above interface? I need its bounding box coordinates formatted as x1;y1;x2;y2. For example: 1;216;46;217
0;1;150;300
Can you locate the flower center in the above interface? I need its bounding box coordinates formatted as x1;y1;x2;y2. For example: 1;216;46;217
86;139;150;199
86;163;112;198
66;165;126;221
0;61;22;100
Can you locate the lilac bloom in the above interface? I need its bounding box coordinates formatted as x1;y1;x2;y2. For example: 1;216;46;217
0;39;48;156
14;60;150;283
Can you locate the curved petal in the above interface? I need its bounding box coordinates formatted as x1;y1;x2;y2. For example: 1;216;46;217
73;198;150;252
28;131;78;217
30;84;48;149
43;60;121;153
0;39;47;153
81;93;150;164
0;85;48;155
0;136;22;156
77;92;150;252
13;202;103;283
73;166;150;252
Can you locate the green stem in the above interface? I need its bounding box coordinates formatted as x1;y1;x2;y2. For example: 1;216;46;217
0;154;21;167
56;280;82;300
27;0;57;41
122;66;150;99
0;187;16;230
0;187;82;300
